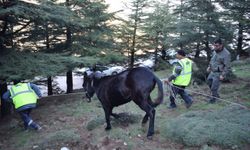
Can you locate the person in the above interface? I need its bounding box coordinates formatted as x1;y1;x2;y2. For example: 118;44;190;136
206;38;231;103
165;50;193;109
2;80;42;131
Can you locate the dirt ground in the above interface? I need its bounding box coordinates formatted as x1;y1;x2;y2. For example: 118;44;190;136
0;83;249;150
0;91;196;150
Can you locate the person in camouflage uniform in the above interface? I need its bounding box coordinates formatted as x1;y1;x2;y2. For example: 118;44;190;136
207;38;231;103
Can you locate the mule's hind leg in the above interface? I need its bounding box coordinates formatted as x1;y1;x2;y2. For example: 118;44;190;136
142;96;153;125
142;114;148;125
137;101;156;139
103;106;112;130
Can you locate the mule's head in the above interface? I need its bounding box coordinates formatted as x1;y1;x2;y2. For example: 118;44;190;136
83;71;104;102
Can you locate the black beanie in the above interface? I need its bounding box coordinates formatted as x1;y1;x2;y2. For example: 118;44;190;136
177;50;186;56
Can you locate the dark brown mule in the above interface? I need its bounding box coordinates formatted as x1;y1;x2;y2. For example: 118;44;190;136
84;67;164;139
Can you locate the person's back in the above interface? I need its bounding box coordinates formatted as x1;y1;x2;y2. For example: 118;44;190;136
165;50;193;109
2;80;42;131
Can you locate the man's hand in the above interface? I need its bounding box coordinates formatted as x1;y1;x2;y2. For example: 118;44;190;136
164;80;170;84
219;75;224;81
207;67;211;73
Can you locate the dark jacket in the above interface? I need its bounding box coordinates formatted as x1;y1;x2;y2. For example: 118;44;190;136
209;48;231;77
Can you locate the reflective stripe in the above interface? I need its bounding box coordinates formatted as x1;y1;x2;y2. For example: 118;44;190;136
28;120;33;126
180;71;192;76
11;90;34;99
172;58;192;86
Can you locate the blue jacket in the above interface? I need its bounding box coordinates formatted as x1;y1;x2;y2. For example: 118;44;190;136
2;83;42;112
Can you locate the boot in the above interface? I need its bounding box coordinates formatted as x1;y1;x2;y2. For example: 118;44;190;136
185;101;193;108
208;98;216;104
30;122;42;131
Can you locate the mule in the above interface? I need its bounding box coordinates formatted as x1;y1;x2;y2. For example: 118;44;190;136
84;67;164;139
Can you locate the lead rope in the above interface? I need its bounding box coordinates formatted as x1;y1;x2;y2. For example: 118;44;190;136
161;78;248;109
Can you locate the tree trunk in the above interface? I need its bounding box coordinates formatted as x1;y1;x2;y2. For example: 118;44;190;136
205;40;211;61
47;76;53;95
66;70;73;93
237;22;244;56
194;42;200;58
179;0;183;50
154;47;158;71
0;81;12;118
45;23;53;96
65;0;73;93
130;1;139;69
130;26;137;68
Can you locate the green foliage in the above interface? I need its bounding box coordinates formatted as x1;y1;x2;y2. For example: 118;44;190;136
155;58;171;71
34;129;81;149
0;0;119;82
99;53;126;64
0;50;99;81
121;0;152;67
232;64;250;79
192;57;209;84
164;105;250;148
173;0;233;48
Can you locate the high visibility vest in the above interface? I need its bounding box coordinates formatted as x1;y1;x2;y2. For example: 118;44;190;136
172;58;192;86
10;83;37;109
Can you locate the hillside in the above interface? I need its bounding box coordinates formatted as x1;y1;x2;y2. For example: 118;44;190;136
0;59;250;150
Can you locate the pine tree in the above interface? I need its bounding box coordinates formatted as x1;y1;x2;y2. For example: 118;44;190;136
0;0;119;80
217;0;250;57
172;0;232;60
123;0;150;68
144;0;176;64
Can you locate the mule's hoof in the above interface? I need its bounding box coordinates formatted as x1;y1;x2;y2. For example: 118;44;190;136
141;123;147;127
147;135;153;140
105;126;111;130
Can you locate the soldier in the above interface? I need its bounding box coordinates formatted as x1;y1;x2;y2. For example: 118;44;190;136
207;38;231;103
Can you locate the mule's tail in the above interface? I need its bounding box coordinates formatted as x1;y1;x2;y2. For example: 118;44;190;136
152;75;164;107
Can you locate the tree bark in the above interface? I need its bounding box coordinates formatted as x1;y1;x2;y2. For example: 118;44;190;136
47;76;53;95
194;42;200;58
130;1;139;69
205;40;211;61
0;81;12;118
66;70;73;93
237;22;244;56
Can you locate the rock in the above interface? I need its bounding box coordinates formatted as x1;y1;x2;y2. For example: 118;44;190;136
32;145;39;149
58;117;67;122
60;147;70;150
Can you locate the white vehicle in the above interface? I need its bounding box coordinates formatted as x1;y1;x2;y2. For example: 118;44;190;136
168;59;178;65
102;66;125;75
139;59;154;68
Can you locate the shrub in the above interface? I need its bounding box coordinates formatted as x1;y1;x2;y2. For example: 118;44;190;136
163;105;250;148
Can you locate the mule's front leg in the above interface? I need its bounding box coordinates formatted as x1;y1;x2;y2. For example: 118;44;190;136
104;107;112;130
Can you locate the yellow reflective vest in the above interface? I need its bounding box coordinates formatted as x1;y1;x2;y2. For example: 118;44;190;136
10;83;37;109
172;58;192;86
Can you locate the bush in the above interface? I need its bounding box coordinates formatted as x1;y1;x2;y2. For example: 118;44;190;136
163;105;250;148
